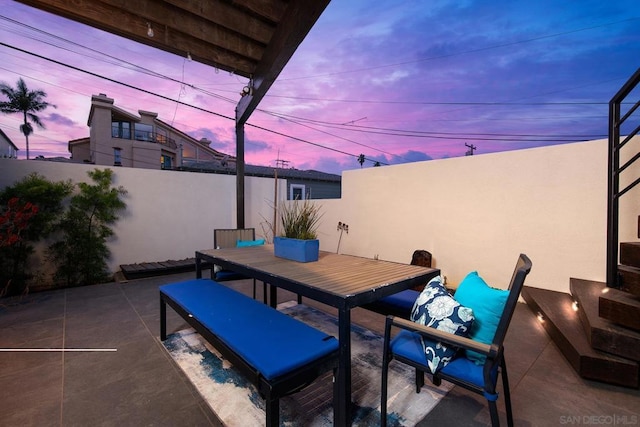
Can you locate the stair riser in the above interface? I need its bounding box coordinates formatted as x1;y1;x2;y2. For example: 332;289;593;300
617;266;640;297
583;357;639;386
599;296;640;332
620;242;640;270
571;278;640;361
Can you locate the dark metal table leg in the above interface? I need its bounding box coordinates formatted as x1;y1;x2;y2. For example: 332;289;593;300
336;307;352;426
270;284;277;308
160;295;167;341
195;254;202;279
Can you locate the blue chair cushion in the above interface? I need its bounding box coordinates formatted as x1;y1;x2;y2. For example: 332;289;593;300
409;276;475;373
236;239;265;247
160;279;338;380
454;271;509;364
440;355;499;400
378;289;420;312
390;329;426;364
391;329;499;399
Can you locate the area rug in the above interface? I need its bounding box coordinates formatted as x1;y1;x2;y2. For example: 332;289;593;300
162;301;452;426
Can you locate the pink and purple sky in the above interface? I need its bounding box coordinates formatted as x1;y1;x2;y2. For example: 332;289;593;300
1;0;639;175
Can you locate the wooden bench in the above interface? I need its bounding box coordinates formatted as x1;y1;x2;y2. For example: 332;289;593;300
160;279;339;426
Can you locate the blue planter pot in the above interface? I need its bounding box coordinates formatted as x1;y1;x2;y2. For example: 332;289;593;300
273;237;319;263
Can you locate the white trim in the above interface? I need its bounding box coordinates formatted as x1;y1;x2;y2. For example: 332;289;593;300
290;184;306;200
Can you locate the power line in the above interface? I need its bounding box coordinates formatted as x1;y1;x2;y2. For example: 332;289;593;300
0;14;618;165
0;42;375;164
262;94;610;106
256;109;395;163
253;110;606;140
0;42;236;121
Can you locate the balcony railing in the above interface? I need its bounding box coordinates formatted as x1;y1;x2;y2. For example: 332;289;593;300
111;126;178;149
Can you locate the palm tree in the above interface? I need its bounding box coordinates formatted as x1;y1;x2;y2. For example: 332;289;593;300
0;78;55;160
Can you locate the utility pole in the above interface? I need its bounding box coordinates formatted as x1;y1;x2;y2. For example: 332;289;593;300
273;158;289;239
465;143;477;156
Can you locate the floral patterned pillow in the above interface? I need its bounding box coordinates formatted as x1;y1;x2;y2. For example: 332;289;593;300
410;276;475;373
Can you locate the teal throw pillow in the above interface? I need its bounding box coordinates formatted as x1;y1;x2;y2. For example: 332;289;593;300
453;271;509;364
236;239;265;247
410;276;475;373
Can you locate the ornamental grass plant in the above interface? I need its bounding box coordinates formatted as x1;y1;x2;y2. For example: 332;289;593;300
280;199;323;240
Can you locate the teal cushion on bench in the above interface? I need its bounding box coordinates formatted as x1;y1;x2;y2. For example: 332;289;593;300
160;279;338;380
236;239;265;247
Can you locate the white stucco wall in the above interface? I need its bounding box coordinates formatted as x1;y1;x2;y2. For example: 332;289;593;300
0;160;284;273
313;138;639;292
1;137;638;293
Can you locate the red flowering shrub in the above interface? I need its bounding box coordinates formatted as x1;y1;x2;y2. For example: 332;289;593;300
0;197;39;247
1;173;73;297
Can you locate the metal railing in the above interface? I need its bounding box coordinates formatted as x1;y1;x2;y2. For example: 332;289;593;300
607;67;640;287
111;126;177;149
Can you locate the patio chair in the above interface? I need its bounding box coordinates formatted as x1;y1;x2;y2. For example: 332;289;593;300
380;254;532;427
213;228;266;303
361;249;433;318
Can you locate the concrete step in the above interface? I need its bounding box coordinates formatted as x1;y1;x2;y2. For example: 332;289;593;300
570;278;640;361
620;242;640;270
617;264;640;297
599;284;640;332
522;285;639;389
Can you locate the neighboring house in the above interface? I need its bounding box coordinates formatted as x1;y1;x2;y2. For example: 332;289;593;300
180;161;342;200
0;128;18;159
68;94;341;198
68;94;229;169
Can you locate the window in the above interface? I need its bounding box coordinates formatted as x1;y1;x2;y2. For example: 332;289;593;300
112;121;131;139
156;128;167;144
181;142;197;159
290;184;307;200
134;123;153;142
161;154;173;170
113;147;122;166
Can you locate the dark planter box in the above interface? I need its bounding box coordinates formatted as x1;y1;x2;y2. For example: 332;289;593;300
273;237;319;263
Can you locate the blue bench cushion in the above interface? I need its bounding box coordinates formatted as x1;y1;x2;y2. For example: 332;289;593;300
160;279;338;380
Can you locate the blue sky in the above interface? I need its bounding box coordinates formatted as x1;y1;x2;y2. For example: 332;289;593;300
0;0;638;174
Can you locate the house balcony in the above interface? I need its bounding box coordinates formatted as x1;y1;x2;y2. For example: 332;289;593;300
111;126;178;150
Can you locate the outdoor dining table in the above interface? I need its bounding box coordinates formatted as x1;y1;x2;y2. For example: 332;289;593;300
195;245;440;426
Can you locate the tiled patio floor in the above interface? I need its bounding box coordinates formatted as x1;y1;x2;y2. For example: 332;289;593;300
1;272;638;426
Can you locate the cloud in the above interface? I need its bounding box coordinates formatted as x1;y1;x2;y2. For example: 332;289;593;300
393;150;433;163
46;113;76;127
2;0;637;171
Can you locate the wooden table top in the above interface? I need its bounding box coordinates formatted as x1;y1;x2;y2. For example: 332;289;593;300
197;245;439;304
